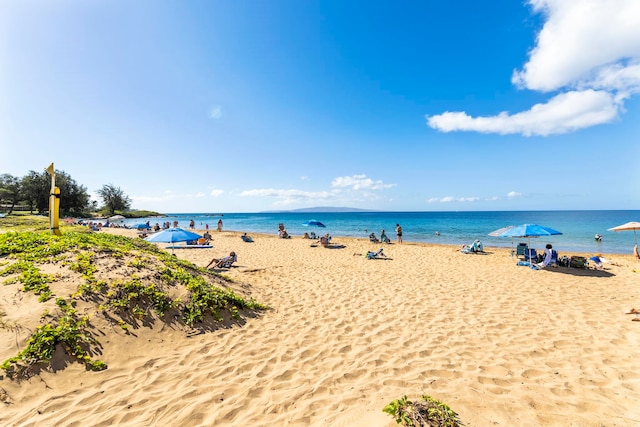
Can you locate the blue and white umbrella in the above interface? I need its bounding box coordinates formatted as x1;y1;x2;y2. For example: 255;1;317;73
498;224;562;238
146;227;202;243
497;224;562;261
145;228;202;253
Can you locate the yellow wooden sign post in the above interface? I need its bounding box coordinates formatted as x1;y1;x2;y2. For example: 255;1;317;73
45;163;61;235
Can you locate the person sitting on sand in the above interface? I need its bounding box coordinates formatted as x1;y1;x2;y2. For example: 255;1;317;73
206;251;237;269
536;244;557;268
241;233;254;242
318;233;331;247
462;240;484;253
278;224;290;239
369;232;379;243
380;230;390;244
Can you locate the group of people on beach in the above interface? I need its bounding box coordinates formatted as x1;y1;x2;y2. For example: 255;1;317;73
367;224;403;244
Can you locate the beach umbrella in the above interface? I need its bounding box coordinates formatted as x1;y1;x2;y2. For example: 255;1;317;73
132;223;151;230
488;225;516;253
608;221;640;245
303;220;326;228
145;228;202;254
488;225;515;237
497;224;562;261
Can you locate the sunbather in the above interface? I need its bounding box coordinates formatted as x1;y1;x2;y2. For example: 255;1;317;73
366;248;386;259
206;251;237;269
318;233;331;247
461;240;484;253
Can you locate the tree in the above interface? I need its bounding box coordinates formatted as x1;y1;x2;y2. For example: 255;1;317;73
21;171;50;214
56;171;90;215
0;174;22;214
20;169;91;215
97;184;131;215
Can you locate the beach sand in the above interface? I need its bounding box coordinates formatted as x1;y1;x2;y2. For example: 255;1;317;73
2;228;640;426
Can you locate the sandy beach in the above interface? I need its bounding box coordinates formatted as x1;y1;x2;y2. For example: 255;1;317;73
2;228;640;426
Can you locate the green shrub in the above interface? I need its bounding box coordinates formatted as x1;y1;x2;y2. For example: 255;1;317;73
383;395;462;427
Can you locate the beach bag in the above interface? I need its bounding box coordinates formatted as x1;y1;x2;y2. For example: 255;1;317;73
570;256;587;268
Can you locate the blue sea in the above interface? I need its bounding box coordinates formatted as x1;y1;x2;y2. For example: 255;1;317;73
122;210;640;255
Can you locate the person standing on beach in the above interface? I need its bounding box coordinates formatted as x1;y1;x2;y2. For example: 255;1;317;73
395;224;403;244
217;218;223;232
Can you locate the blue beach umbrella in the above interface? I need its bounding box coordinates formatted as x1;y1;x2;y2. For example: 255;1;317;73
303;220;326;228
145;228;202;253
498;224;562;261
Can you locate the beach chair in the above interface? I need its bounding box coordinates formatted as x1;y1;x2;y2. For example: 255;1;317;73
524;248;538;262
207;252;238;268
214;254;237;269
589;256;603;270
516;243;528;258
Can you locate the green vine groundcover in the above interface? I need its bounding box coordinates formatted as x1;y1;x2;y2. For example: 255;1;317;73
383;395;463;427
0;230;266;380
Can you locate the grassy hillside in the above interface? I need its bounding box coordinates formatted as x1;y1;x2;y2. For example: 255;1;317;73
0;218;266;380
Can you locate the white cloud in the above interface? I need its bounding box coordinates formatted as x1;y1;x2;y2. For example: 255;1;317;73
209;106;222;120
513;0;640;93
507;191;522;198
331;174;395;190
239;175;394;207
427;0;640;136
210;189;224;197
428;89;620;136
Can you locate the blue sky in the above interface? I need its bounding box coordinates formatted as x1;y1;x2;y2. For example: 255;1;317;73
1;0;639;213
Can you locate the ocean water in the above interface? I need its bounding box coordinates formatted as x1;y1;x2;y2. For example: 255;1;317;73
122;210;640;255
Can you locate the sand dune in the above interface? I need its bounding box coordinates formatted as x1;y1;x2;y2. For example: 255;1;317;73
2;229;640;426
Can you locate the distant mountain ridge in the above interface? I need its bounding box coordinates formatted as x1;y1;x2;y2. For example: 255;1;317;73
261;207;376;213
